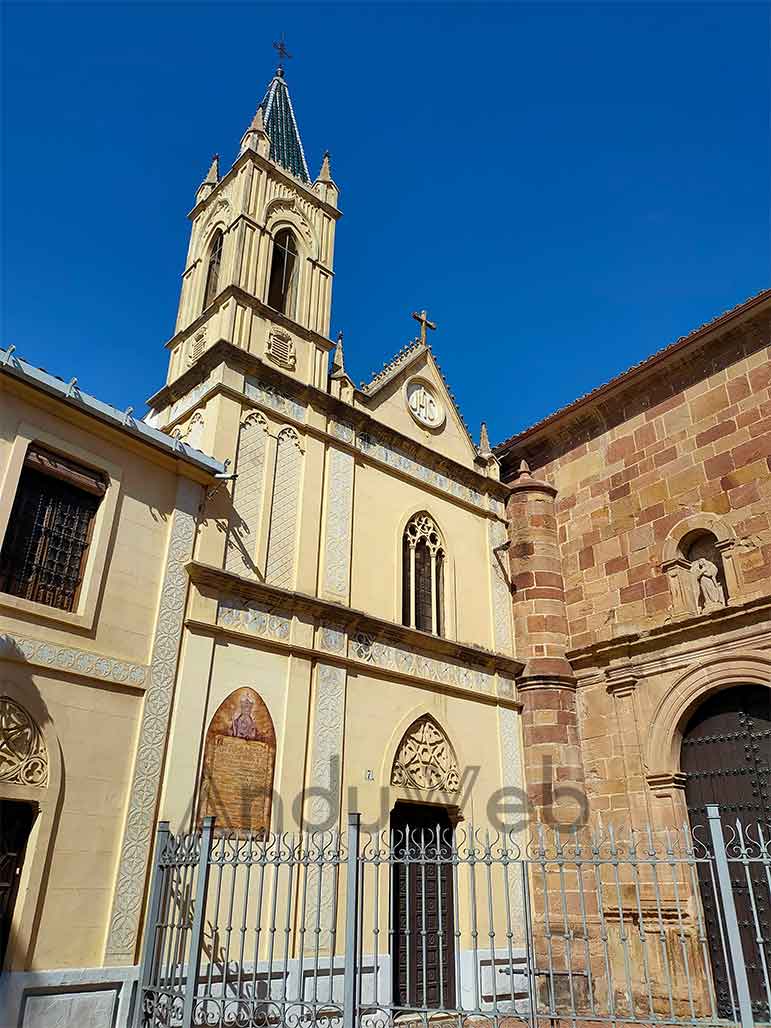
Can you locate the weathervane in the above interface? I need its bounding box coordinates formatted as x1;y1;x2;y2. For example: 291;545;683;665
273;33;292;72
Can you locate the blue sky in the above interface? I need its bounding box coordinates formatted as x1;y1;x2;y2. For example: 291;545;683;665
2;2;768;446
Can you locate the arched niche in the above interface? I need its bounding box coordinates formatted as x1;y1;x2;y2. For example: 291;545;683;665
661;514;741;615
197;687;276;835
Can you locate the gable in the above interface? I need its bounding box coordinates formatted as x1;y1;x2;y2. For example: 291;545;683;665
360;346;479;469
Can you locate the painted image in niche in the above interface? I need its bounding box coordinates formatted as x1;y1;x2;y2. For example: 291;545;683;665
198;687;276;833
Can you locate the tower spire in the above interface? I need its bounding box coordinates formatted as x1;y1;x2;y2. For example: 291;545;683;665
253;51;310;182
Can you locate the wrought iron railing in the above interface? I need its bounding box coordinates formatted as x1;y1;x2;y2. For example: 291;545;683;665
134;806;770;1028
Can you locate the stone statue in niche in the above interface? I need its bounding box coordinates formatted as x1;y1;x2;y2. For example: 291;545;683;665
685;532;727;612
198;687;276;833
691;557;726;612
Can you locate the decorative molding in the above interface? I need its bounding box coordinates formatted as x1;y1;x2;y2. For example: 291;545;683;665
0;632;148;688
0;696;48;787
498;705;526;921
349;631;496;696
322;446;354;600
329;418;354;444
245;374;306;423
391;716;459;792
105;478;201;964
307;663;346;829
318;624;346;654
225;412;269;576
217;597;290;641
303;662;346;949
265;427;304;589
356;428;494;513
490;520;514;653
186;560;524;680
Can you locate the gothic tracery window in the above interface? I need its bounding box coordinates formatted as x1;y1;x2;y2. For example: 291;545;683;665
391;715;459;793
267;228;299;317
202;229;223;312
402;513;445;635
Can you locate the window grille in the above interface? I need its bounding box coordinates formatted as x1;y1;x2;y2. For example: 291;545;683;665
267;228;298;316
202;230;223;312
0;447;105;613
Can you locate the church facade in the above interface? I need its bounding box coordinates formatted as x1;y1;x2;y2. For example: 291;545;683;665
0;57;768;1028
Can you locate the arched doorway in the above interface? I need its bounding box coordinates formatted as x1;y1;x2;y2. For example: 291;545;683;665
389;715;460;1010
681;685;770;1019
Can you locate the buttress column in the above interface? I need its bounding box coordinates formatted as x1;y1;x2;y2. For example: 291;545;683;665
507;460;585;826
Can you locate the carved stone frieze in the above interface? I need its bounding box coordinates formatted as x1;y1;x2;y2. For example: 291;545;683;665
322;446;354;600
245;374;306;423
355;429;497;513
0;632;147;688
217;597;291;641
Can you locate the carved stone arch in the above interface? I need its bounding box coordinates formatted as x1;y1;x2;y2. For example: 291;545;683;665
644;652;771;783
0;681;62;970
390;714;460;793
276;424;304;453
662;513;735;562
263;197;319;261
199;188;233;241
241;409;269;433
197;687;276;834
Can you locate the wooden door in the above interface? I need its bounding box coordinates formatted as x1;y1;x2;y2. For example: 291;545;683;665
391;803;456;1010
681;685;770;1020
0;801;35;967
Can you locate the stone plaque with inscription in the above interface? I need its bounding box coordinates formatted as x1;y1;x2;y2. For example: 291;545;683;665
198;687;276;833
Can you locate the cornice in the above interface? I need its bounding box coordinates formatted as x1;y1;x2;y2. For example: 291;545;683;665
159;284;336;361
185;559;525;678
188;150;342;224
568;594;771;679
150;340;510;504
496;292;771;475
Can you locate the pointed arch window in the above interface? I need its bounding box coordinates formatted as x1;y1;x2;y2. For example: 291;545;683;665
267;228;299;317
402;513;445;635
202;229;223;312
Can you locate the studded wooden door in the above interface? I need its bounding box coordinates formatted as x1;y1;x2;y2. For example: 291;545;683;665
681;685;771;1020
391;803;456;1009
0;800;35;967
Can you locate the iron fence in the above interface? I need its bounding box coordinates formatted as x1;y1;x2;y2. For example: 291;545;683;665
134;805;770;1028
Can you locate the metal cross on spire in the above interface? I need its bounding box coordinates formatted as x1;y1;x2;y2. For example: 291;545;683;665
411;309;437;346
273;34;292;71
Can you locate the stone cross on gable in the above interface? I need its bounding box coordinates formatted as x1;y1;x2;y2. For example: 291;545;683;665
412;309;436;346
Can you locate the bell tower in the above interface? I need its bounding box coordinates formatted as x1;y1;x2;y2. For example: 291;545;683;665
154;53;341;404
